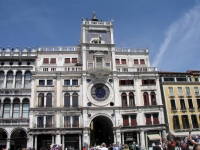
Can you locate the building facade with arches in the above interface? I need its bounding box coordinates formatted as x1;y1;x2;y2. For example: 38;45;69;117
0;13;166;150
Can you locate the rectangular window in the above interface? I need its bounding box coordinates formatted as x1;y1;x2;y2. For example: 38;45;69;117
131;115;137;126
50;58;56;64
64;80;70;85
47;80;53;86
13;103;20;118
153;114;159;124
173;115;180;130
121;59;126;64
195;78;199;82
194;87;199;95
39;80;45;86
123;115;129;126
140;59;145;64
72;79;78;85
88;63;93;67
197;99;200;110
43;58;49;64
164;77;175;81
134;59;138;64
72;116;79;127
180;99;186;110
46;116;52;127
186;87;191;95
182;115;190;129
142;79;156;85
65;58;70;63
188;99;194;109
115;59;120;64
106;63;110;67
146;114;152;125
64;116;71;127
22;103;29;118
178;87;183;95
37;117;44;128
168;87;174;95
3;104;10;118
72;58;77;63
171;100;176;110
177;77;187;81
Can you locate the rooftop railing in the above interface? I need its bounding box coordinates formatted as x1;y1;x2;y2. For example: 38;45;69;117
38;46;80;52
115;48;148;53
83;20;112;25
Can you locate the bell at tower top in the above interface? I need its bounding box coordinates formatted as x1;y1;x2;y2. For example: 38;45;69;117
92;11;98;21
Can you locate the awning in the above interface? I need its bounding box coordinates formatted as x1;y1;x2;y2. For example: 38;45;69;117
147;134;161;140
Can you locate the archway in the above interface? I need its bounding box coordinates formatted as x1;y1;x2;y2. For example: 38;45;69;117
90;115;113;147
10;128;27;150
0;129;7;149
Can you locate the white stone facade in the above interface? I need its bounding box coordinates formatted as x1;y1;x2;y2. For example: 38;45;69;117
0;13;166;150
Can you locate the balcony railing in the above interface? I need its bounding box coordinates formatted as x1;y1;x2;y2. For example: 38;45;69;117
115;48;148;53
116;67;157;72
38;46;80;52
146;121;152;125
189;107;195;111
0;118;29;125
37;124;55;128
35;66;82;72
171;107;177;112
169;93;175;97
180;107;187;111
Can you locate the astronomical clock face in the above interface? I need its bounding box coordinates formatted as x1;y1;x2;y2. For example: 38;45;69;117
91;83;110;101
87;82;114;106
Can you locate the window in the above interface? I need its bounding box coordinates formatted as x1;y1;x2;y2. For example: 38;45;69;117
176;77;187;81
13;99;20;118
195;78;199;82
180;99;186;110
123;115;129;126
188;99;194;110
186;87;191;95
15;71;22;88
88;63;93;67
47;80;53;86
153;114;159;124
115;59;120;64
170;100;176;110
24;72;31;88
119;80;134;86
131;115;137;126
105;63;110;67
46;93;52;107
46;116;52;127
168;87;174;95
142;79;156;85
178;87;183;95
173;115;180;130
72;79;78;85
134;59;138;64
194;87;199;95
39;80;45;86
121;59;126;64
129;93;135;106
146;114;152;125
151;92;157;105
0;71;4;89
182;115;190;129
22;99;29;118
65;58;70;63
140;59;145;64
72;58;77;63
38;93;44;107
197;99;200;110
143;92;149;106
72;116;79;127
121;93;127;107
37;117;44;128
64;116;70;127
64;93;70;107
72;92;78;107
50;58;56;64
3;99;10;118
164;77;175;81
6;71;13;88
191;115;199;128
43;58;49;64
64;80;70;85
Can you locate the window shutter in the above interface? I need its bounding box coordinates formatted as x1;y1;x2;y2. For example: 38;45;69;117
119;80;121;85
72;58;77;63
131;115;137;126
125;80;129;85
43;58;49;64
50;58;56;64
134;59;138;64
123;115;129;126
153;114;158;124
121;59;126;64
142;80;144;85
65;58;70;63
140;59;145;64
115;59;119;64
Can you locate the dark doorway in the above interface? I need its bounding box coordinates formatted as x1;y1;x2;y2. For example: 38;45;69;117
10;129;27;150
0;129;7;150
90;116;113;147
37;134;52;150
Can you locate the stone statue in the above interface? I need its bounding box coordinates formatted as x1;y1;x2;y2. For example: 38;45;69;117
90;34;102;44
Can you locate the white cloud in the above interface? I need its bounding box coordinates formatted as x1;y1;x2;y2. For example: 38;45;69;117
152;4;200;71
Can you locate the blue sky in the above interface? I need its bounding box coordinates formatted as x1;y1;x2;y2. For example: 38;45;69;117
0;0;200;72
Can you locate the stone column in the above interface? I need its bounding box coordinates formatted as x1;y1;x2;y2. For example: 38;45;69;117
12;72;16;88
52;135;55;144
22;72;25;88
56;134;61;145
20;101;22;118
27;134;34;148
140;130;145;150
62;135;65;150
121;132;124;145
79;134;82;150
4;72;7;88
34;135;37;150
10;102;13;118
126;92;130;106
6;138;10;149
0;103;3;118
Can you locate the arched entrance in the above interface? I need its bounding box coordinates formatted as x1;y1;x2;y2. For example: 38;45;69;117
0;129;7;149
90;115;113;146
10;128;27;150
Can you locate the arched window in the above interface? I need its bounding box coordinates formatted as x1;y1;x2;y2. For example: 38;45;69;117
13;98;20;118
143;92;149;106
46;93;52;107
72;92;78;107
151;92;157;105
129;92;135;106
24;71;31;88
38;93;44;107
22;98;29;118
121;93;127;107
15;71;22;88
6;71;13;88
0;71;4;88
64;93;70;107
3;98;11;118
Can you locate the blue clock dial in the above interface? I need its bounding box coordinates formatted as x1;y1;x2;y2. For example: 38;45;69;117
91;83;110;101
